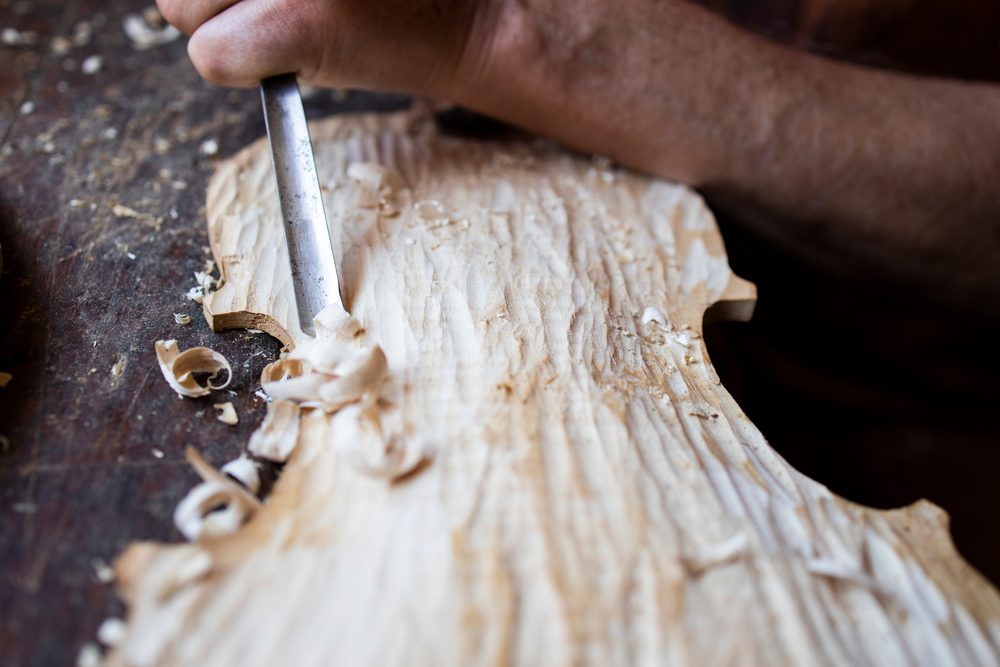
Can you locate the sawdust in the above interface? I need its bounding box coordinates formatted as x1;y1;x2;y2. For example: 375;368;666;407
247;399;300;462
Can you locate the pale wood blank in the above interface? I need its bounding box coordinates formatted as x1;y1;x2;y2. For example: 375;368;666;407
109;111;1000;667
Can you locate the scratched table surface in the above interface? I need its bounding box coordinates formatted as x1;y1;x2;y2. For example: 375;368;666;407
0;2;408;664
2;1;1000;666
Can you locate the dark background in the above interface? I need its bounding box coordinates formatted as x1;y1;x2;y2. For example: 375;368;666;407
1;1;997;665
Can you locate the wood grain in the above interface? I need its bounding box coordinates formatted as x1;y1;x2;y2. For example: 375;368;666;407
108;111;1000;666
3;2;999;665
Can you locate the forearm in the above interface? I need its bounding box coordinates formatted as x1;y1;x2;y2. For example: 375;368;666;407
718;57;1000;310
161;0;1000;311
449;1;1000;309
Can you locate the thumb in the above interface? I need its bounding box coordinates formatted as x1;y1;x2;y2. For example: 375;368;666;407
185;0;484;95
187;0;325;88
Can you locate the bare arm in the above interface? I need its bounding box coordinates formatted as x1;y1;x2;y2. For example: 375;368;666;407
160;0;1000;312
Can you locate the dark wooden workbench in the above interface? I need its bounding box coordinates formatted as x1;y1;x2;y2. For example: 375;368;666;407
2;1;998;665
0;2;407;664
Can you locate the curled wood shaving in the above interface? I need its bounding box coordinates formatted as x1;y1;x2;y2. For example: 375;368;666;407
329;402;425;479
213;401;238;425
259;359;325;404
173;448;261;542
174;483;244;541
173;312;191;325
247;399;300;462
313;305;362;340
221;456;261;494
154;340;232;398
261;340;387;411
256;330;423;479
250;310;423;479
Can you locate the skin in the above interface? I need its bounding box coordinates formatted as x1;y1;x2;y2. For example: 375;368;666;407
158;0;1000;315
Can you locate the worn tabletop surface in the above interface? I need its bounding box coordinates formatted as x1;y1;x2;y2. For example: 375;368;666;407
2;1;999;666
0;2;408;664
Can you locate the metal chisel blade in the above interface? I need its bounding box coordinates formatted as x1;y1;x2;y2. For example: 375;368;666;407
260;73;346;336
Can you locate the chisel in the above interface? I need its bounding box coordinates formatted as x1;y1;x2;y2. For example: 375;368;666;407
259;74;347;336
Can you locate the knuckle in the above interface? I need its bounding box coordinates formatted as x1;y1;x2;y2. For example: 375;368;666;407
187;33;234;85
156;0;190;33
263;2;319;70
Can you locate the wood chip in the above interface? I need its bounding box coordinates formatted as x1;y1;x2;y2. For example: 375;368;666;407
213;402;238;425
0;372;12;388
1;28;38;46
154;340;232;398
110;355;126;379
346;161;406;214
221;456;260;494
81;54;102;75
199;139;219;157
260;339;387;411
122;12;181;50
186;286;204;303
173;448;261;542
91;557;115;583
329;402;425;480
96;617;126;647
76;643;100;667
641;306;668;328
112;203;141;219
247;399;300;462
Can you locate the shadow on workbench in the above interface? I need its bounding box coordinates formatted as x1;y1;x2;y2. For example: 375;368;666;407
700;0;1000;586
705;217;1000;585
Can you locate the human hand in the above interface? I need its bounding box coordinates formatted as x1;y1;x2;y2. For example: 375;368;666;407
156;0;760;181
156;0;487;94
158;0;1000;310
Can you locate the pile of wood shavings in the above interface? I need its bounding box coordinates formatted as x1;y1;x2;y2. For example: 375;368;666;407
256;323;425;478
147;305;425;551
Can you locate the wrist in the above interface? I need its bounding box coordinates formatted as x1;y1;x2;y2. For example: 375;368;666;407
444;1;801;190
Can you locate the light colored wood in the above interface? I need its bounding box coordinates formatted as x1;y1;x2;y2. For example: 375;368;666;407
109;110;1000;667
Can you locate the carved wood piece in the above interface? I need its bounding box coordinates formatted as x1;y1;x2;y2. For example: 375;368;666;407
109;111;1000;666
